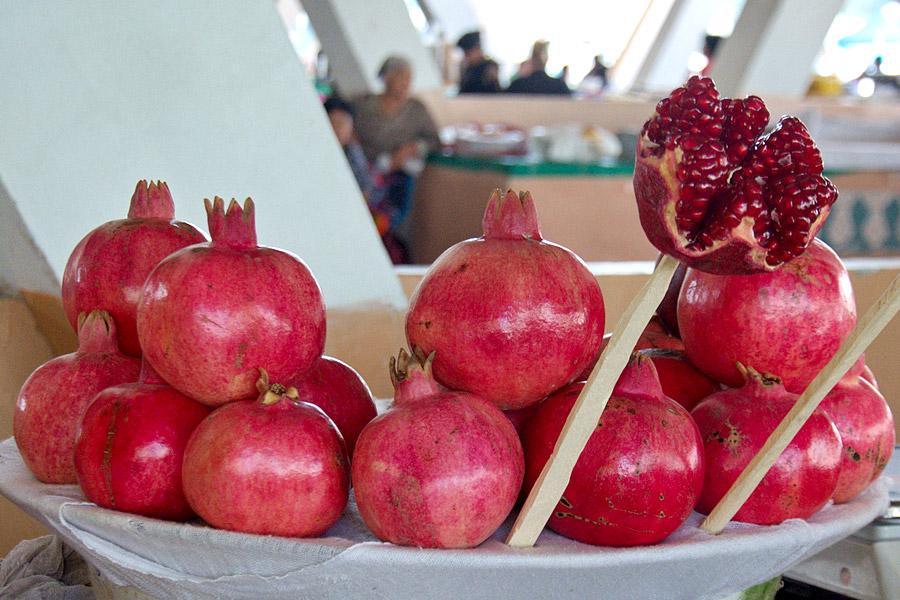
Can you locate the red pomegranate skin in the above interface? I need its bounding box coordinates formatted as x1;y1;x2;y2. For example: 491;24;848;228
352;349;524;548
678;238;856;393
289;356;377;457
691;370;842;524
522;356;704;546
14;311;141;483
74;362;211;520
820;374;894;504
61;180;208;357
136;198;326;406
182;381;350;537
406;189;605;410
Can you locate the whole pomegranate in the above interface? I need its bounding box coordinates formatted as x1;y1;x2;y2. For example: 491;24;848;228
678;238;856;393
182;371;349;537
136;198;326;406
820;372;894;504
691;366;842;525
521;354;704;546
634;76;836;274
352;348;524;548
74;361;211;520
61;180;208;356
14;311;141;483
406;189;605;410
290;356;377;457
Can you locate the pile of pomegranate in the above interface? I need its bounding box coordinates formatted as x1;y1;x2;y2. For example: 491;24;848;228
9;75;895;555
15;181;374;535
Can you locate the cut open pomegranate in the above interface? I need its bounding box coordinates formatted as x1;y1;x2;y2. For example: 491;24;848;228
634;76;837;274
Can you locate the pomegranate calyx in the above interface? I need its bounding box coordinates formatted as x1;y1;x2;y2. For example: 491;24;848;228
128;180;176;220
482;189;543;241
255;368;300;405
737;363;783;388
76;310;122;354
613;352;666;400
390;347;441;405
205;197;258;249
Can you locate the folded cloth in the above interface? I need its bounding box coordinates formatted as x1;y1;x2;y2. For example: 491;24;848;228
0;535;93;600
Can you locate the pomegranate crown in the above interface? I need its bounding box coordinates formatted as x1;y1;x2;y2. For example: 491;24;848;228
205;197;257;249
612;351;666;400
390;347;441;405
76;310;121;354
482;189;542;241
128;180;175;220
736;363;783;388
255;368;300;405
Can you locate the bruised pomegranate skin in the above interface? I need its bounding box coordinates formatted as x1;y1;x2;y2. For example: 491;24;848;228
61;180;208;357
634;76;836;274
406;189;605;410
182;376;349;537
289;356;377;457
820;374;894;504
74;361;210;520
14;311;141;483
522;356;704;546
352;349;524;548
678;238;856;393
136;198;326;406
692;368;842;524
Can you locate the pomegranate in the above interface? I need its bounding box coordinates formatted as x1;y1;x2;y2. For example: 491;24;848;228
406;189;605;410
634;76;836;274
678;238;856;393
820;372;894;504
352;348;524;548
522;354;704;546
14;311;141;483
136;198;326;406
74;360;210;520
289;356;377;457
595;317;719;411
655;258;687;337
181;371;349;537
61;180;208;356
691;366;842;524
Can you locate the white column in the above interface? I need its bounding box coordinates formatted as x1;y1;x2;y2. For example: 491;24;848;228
0;0;407;310
301;0;443;96
631;0;721;94
709;0;844;98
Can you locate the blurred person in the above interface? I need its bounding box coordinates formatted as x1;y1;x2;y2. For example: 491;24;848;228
505;40;571;96
352;56;441;263
456;30;502;94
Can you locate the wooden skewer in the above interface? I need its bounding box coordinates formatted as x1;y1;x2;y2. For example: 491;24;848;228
701;271;900;534
506;254;680;548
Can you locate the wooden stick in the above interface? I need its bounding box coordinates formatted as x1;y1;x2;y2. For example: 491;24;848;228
701;271;900;534
506;254;680;547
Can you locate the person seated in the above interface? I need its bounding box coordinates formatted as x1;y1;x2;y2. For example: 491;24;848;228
505;41;571;96
456;31;502;94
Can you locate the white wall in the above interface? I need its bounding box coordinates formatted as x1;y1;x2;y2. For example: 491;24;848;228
0;1;407;310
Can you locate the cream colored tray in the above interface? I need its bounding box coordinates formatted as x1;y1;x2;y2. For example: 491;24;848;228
0;437;888;600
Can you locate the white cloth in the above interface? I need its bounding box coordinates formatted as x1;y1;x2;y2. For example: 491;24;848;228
0;437;889;600
0;535;92;600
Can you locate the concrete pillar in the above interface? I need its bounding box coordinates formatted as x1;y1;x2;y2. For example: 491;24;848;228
631;0;721;94
709;0;844;98
301;0;443;96
0;0;406;310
